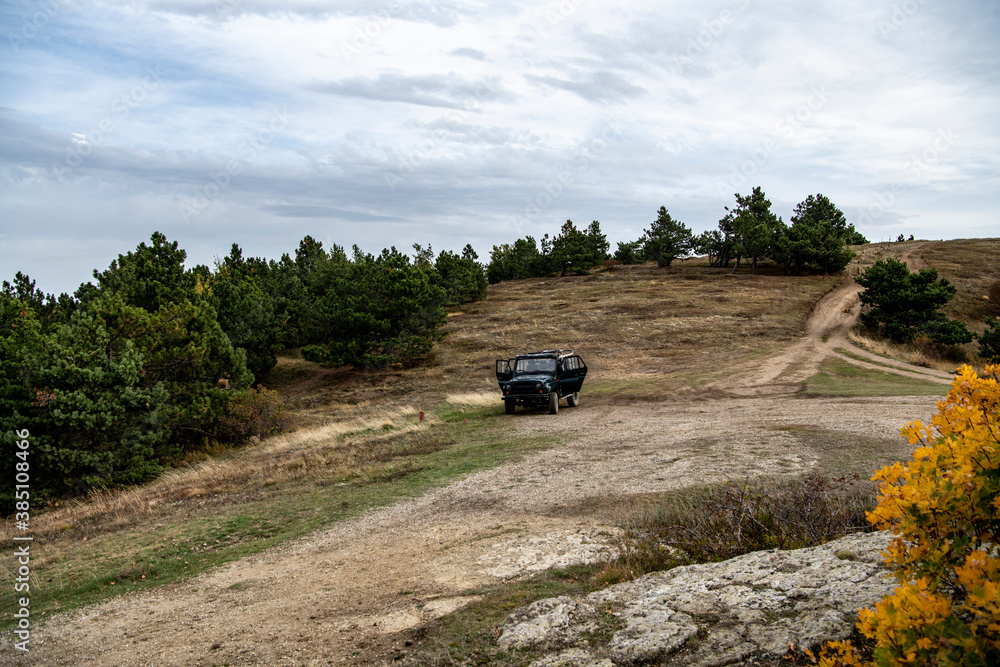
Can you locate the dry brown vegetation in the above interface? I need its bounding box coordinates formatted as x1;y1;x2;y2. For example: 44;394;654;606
598;473;877;584
846;329;941;369
258;258;845;433
443;258;838;381
1;405;430;542
922;238;1000;324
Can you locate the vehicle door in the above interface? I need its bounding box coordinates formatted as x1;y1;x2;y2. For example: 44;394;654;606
496;359;513;382
558;355;587;394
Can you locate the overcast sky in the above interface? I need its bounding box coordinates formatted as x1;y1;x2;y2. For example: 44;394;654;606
2;0;998;294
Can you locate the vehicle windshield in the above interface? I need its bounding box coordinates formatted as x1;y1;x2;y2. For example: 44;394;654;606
515;358;556;375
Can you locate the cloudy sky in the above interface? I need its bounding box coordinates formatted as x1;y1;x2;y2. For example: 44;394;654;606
1;0;998;294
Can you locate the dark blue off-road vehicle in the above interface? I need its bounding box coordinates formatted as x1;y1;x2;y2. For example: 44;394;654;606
495;349;587;414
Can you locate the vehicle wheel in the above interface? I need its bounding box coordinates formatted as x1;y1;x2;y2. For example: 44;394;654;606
567;392;579;407
504;400;515;415
548;391;559;414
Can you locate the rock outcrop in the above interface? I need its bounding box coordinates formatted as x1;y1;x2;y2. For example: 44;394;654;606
497;531;895;666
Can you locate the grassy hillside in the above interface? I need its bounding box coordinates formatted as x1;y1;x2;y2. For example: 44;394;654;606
921;239;1000;328
270;257;843;429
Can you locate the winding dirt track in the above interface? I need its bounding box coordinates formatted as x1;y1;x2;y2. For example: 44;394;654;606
710;242;952;398
15;246;953;667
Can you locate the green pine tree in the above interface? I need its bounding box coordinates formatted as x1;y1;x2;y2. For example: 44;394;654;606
642;207;693;268
302;247;448;368
726;187;783;274
773;194;855;274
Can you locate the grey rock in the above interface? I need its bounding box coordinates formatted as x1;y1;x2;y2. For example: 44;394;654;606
499;532;896;666
497;596;599;650
529;648;616;667
606;604;697;664
685;626;757;667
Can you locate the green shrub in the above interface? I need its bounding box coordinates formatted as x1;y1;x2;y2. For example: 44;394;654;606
980;318;1000;363
856;258;974;346
613;240;644;265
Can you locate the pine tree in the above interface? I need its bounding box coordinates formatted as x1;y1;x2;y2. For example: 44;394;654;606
90;234;252;444
613;240;644;265
726;187;783;274
210;245;282;379
1;293;172;498
302;247;448;368
551;220;601;276
773;194;855;274
434;249;488;305
642;206;693;268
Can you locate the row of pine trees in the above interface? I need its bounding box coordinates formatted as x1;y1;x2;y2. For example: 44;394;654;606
487;190;867;281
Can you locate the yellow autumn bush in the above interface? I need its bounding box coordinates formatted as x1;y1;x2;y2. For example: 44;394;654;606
817;364;1000;667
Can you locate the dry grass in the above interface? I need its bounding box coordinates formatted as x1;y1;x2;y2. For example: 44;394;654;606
445;391;502;407
847;330;943;369
921;239;1000;322
598;474;877;583
0;406;429;542
921;239;1000;361
431;258;842;397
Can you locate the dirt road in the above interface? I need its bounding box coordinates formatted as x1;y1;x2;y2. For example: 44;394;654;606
19;246;951;666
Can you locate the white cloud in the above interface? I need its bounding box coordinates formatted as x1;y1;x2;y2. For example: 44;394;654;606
1;0;998;293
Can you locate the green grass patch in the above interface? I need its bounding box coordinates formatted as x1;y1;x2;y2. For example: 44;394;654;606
1;403;559;630
835;347;902;370
800;358;947;397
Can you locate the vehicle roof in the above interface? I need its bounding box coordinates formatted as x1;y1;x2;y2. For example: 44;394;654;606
514;349;574;359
